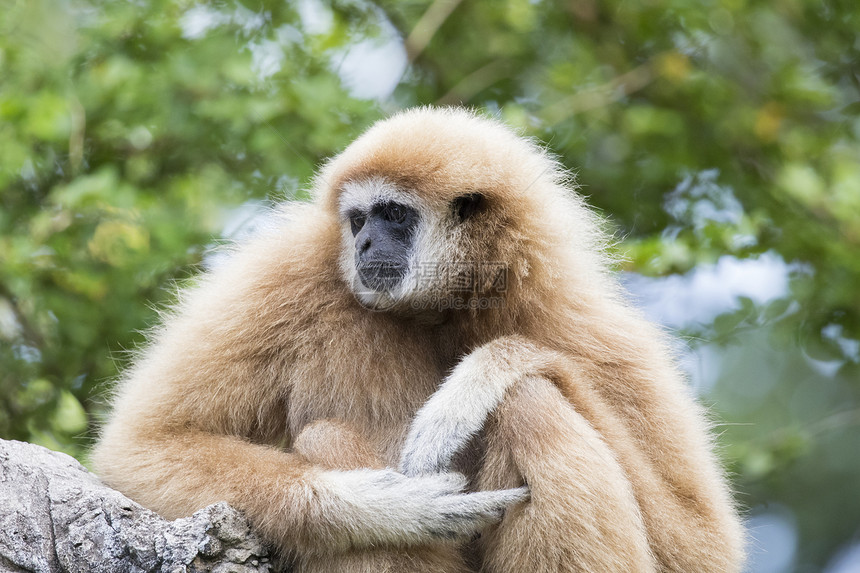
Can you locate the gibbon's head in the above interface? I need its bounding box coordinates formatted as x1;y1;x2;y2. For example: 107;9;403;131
315;107;604;313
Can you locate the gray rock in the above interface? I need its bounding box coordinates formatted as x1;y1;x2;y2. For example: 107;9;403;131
0;439;273;573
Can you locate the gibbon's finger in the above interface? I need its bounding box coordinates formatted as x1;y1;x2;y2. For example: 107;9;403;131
424;486;532;540
438;486;532;520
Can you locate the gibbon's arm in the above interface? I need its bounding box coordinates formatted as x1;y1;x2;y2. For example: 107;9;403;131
400;336;559;477
97;424;524;556
400;334;744;572
93;270;526;557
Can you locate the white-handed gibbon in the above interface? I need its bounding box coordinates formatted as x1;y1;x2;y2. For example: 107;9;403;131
92;107;745;572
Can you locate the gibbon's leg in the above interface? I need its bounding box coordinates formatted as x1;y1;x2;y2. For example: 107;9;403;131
292;420;470;573
292;419;387;471
474;376;656;572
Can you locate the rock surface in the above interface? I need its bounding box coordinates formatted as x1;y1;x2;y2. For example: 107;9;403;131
0;439;273;572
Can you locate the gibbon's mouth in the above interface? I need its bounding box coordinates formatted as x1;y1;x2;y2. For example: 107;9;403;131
356;260;408;291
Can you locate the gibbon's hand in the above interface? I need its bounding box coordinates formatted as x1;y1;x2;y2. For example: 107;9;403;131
400;349;511;477
317;468;529;546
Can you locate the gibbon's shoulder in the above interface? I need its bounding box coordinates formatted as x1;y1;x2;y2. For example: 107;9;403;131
208;202;337;278
169;202;349;329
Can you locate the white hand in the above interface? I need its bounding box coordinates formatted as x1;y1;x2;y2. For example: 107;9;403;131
318;468;529;548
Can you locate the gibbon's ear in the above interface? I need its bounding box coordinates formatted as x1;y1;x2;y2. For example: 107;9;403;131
452;193;485;223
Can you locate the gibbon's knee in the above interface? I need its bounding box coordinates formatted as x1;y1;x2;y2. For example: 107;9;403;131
477;376;657;573
293;419;384;470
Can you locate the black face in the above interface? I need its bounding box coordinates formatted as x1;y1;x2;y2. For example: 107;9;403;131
349;201;419;291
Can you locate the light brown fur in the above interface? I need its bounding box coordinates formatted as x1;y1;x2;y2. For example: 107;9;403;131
93;107;745;571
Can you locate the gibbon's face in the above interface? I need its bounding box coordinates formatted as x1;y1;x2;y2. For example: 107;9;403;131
323;108;558;313
348;197;419;292
337;176;485;311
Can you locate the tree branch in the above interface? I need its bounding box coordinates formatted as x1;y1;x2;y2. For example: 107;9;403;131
0;439;274;573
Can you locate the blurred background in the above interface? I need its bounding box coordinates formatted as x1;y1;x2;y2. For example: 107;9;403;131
1;0;858;571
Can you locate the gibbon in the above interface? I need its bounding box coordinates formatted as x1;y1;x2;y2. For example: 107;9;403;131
93;107;745;572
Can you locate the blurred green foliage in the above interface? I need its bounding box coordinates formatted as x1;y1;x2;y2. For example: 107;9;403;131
1;0;858;570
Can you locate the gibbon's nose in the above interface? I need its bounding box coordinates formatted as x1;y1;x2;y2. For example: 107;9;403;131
358;234;372;256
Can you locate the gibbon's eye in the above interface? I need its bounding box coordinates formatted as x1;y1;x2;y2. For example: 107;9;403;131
349;212;367;236
452;193;485;223
383;203;408;224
